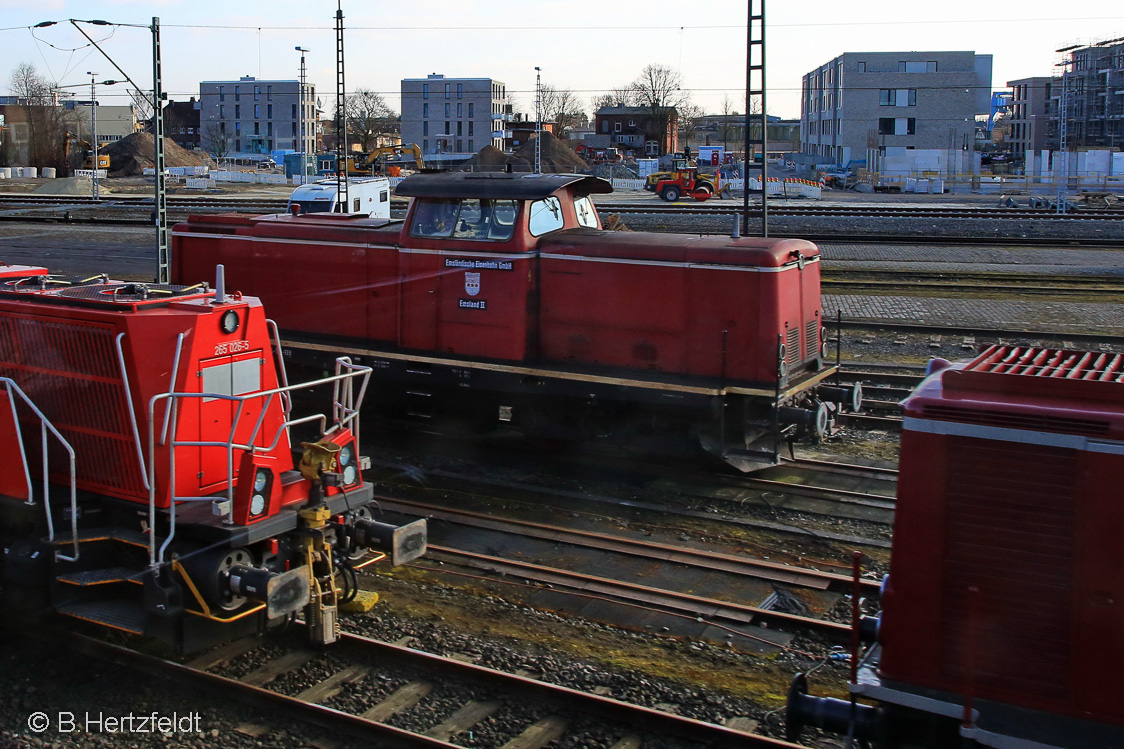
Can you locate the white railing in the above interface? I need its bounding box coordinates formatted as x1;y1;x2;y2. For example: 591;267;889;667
143;166;209;177
74;169;108;179
146;356;372;567
1;378;78;562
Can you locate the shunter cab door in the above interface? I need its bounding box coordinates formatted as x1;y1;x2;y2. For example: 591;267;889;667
195;349;268;491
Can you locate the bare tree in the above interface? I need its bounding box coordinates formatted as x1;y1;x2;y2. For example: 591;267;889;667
539;85;584;136
678;102;704;152
341;89;399;152
591;85;637;114
631;64;685;156
719;95;739;153
202;122;232;160
8;62;68;168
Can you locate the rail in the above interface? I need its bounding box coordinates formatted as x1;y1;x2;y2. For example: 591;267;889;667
0;378;79;562
145;357;373;567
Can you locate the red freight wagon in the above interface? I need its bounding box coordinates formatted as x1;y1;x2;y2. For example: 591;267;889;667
174;172;859;468
788;345;1124;748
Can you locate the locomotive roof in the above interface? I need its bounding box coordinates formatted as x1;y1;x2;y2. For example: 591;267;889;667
395;172;613;200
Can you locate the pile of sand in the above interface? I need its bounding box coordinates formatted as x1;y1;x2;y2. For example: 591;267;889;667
461;132;590;174
34;176;97;196
102;132;208;177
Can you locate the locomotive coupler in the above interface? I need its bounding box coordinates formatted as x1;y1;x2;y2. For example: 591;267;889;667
786;672;884;744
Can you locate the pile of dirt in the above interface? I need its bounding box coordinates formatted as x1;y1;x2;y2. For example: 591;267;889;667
511;131;589;173
101;132;208;177
34;176;96;196
460;132;589;174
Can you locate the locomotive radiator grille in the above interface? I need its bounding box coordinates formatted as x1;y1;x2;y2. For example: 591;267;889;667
939;439;1075;698
805;320;819;359
0;315;144;497
786;327;801;366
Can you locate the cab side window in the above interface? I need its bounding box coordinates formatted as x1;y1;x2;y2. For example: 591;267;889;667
574;195;599;228
411;199;457;238
528;197;564;237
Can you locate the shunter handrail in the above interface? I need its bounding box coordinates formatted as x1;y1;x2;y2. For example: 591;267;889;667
0;378;79;562
145;357;373;567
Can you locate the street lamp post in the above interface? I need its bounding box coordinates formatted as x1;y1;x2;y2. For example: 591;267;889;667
295;46;309;177
87;71;100;199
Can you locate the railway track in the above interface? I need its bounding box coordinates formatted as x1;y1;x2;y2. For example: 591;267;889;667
66;629;798;748
4;193;1124;222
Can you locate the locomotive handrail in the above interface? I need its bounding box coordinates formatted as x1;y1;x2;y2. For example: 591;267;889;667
115;332;151;492
266;319;292;419
145;357;373;567
0;378;79;563
158;332;187;446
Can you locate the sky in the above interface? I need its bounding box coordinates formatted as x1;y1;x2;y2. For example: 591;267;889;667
1;1;1122;120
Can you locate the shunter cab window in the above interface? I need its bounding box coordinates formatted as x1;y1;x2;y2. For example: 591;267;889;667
411;198;518;241
528;197;564;237
574;195;599;228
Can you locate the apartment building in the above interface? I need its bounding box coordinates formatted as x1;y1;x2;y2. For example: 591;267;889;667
198;76;316;157
400;74;507;157
1005;77;1052;154
1052;38;1124;149
801;51;993;165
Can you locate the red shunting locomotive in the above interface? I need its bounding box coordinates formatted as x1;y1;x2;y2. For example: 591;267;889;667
788;345;1124;748
172;172;860;468
0;265;426;652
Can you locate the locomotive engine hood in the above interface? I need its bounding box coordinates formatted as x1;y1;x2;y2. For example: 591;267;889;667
537;230;820;269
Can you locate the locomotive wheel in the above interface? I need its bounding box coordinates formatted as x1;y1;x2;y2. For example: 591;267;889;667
661;185;681;202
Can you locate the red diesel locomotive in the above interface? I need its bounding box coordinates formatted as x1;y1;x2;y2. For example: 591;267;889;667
172;172;860;468
788;345;1124;748
0;265;426;652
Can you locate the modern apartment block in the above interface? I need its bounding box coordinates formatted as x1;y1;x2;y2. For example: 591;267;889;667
801;51;993;165
198;76;316;157
400;74;508;157
1052;38;1124;149
1005;77;1053;154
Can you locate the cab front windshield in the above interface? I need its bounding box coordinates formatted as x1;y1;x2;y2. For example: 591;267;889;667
291;200;333;214
411;198;517;241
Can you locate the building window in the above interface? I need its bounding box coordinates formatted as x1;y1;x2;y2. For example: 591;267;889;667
907;89;917;106
468;121;473;136
457;102;462;118
267;104;272;118
879;90;896;106
445;121;450;135
468;140;473;151
423;121;429;136
423;83;429;99
629;120;635;126
291;122;296;136
253;122;259;135
445;83;450;99
267;85;272;101
906;117;916;135
254;86;259;101
423;103;429;118
456;139;462;151
292;104;297;119
235;104;241;119
267;122;273;136
235;86;240;101
927;61;937;72
878;117;894;135
423;138;428;151
236;139;240;150
254;104;260;118
457;121;463;136
614;122;621;133
219;86;225;101
457;83;462;99
219;104;224;117
899;61;938;73
445;103;450;118
468;103;474;117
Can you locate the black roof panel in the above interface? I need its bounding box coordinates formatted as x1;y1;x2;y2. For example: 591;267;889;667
395;172;612;200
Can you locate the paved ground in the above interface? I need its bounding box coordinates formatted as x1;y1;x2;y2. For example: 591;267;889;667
825;294;1124;334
